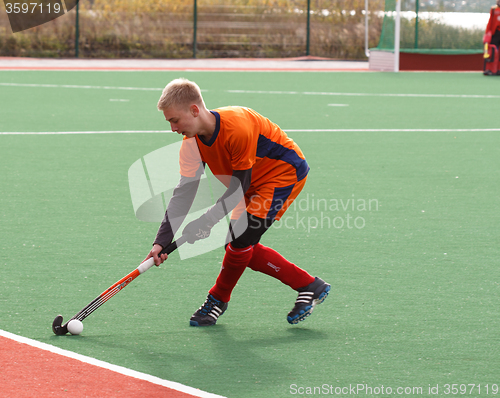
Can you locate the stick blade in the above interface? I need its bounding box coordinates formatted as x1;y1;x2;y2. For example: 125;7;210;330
52;315;68;335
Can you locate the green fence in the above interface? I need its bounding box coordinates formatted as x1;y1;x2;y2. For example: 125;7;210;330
0;0;384;59
0;0;486;59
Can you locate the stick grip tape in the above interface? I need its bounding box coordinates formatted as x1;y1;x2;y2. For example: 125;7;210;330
137;235;187;274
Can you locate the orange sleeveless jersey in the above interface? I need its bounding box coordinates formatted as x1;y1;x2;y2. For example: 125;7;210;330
181;106;308;186
179;106;309;220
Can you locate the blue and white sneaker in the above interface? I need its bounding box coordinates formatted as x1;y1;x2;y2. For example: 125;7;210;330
287;277;330;324
190;294;228;327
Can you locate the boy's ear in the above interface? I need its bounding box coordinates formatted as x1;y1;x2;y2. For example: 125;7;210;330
190;104;200;117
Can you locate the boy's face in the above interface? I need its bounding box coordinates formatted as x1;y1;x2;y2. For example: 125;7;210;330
163;104;199;138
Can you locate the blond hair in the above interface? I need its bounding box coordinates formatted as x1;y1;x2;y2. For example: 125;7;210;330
157;78;204;111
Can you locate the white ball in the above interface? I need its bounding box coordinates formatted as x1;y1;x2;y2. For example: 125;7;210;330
67;319;84;335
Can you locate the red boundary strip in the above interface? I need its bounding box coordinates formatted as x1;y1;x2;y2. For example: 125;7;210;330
0;66;369;72
0;56;369;72
0;336;201;398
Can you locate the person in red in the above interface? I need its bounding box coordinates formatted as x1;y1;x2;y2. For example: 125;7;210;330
143;78;330;326
483;0;500;75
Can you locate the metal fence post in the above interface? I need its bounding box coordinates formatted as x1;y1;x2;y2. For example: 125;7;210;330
193;0;197;58
414;0;419;49
364;0;370;57
306;0;310;55
75;0;80;58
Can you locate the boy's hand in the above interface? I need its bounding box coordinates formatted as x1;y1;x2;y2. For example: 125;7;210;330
143;244;169;266
182;214;214;244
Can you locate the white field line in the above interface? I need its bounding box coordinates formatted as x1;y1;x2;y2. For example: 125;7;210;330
227;90;500;99
0;82;208;92
0;328;227;398
1;129;500;135
1;83;496;99
0;82;163;91
285;128;500;132
0;130;175;135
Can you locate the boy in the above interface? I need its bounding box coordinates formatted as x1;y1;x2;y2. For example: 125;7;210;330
483;0;500;75
143;78;330;326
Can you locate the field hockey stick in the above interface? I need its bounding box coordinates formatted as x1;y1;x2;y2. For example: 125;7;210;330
52;236;187;335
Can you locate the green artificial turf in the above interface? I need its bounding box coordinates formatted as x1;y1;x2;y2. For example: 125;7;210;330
1;70;499;397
